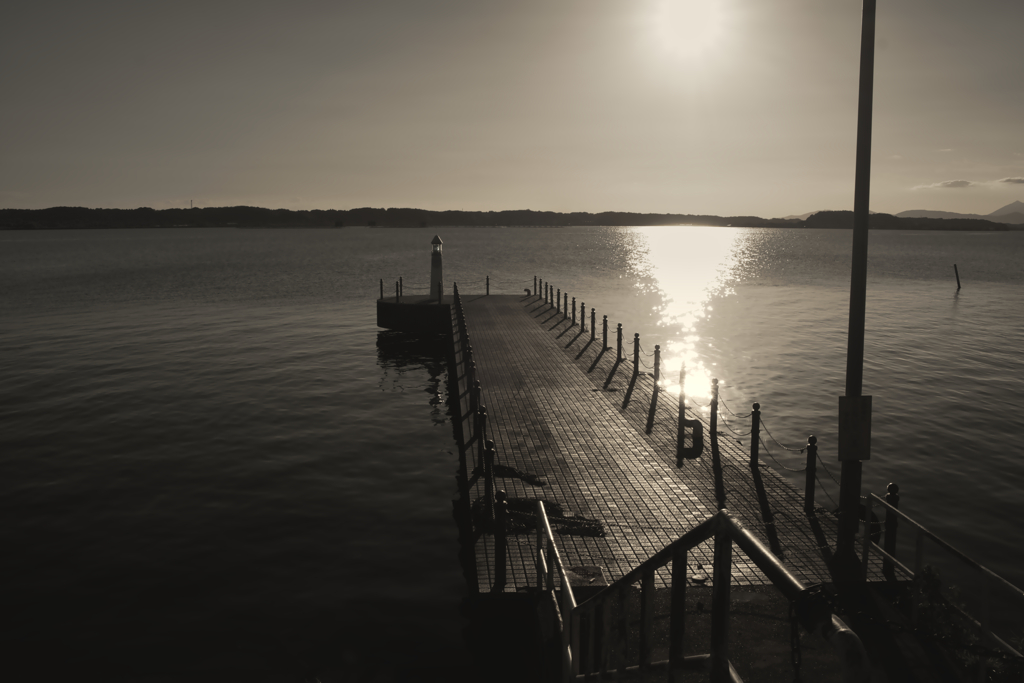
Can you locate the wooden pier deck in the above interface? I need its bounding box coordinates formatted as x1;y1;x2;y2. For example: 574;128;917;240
451;293;863;594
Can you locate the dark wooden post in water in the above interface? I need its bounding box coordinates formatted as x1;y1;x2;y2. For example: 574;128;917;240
494;489;508;591
954;264;961;290
883;482;900;580
572;297;577;325
750;403;761;468
645;345;661;434
591;309;596;342
805;436;818;514
486;275;489;295
379;278;384;299
622;333;641;409
399;276;403;296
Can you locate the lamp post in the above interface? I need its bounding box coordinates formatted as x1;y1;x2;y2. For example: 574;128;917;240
430;235;443;304
837;0;877;569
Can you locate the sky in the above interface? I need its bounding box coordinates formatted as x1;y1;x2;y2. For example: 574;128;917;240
2;0;1022;218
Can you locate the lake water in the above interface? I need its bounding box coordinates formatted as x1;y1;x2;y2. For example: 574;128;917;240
2;226;1022;679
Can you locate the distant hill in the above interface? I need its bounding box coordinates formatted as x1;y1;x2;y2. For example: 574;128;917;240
897;200;1024;224
2;205;1021;231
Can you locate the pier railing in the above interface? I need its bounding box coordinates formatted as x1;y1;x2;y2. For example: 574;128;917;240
537;505;870;683
860;491;1024;677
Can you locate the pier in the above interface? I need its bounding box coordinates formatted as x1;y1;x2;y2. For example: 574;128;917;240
450;292;841;592
376;268;1024;682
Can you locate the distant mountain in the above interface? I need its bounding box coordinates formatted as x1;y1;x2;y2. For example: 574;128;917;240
990;200;1024;217
896;200;1024;224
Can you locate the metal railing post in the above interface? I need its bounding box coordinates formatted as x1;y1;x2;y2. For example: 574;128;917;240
590;308;595;342
564;292;568;319
710;523;732;681
476;405;488;474
676;365;686;465
484;438;495;524
750;403;761;468
557;288;561;313
622;333;641;410
602;315;608;349
534;275;537;296
884;483;899;579
572;297;576;325
617;324;623;360
494;488;507;590
645;345;661;434
805;436;818;514
862;495;873;579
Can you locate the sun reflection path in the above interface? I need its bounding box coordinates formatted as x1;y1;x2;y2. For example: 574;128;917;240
629;226;746;409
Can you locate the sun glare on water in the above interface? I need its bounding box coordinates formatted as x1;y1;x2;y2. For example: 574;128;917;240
630;226;743;408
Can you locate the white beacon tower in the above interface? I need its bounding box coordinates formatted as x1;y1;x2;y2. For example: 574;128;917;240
430;235;443;303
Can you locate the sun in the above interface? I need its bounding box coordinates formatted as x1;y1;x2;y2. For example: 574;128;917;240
649;0;733;65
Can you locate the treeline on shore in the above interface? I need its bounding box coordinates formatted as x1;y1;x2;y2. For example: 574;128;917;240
0;206;1018;231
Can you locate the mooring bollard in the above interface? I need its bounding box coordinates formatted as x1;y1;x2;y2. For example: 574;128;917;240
590;308;596;342
572;297;576;325
805;436;817;513
750;402;761;468
379;278;384;299
645;345;661;434
486;275;489;295
494;489;508;590
884;483;900;579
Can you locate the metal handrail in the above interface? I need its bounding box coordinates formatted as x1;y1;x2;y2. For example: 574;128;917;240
544;508;870;682
861;493;1024;660
536;501;578;681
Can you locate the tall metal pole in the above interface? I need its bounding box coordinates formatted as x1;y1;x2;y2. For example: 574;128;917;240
837;0;877;564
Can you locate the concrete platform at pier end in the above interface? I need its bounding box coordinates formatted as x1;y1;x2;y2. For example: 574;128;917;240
454;294;871;593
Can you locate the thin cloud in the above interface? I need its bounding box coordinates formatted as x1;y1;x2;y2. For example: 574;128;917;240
999;177;1024;184
917;179;974;189
937;149;953;152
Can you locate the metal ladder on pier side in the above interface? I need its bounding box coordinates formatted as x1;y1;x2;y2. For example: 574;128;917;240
536;504;871;683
